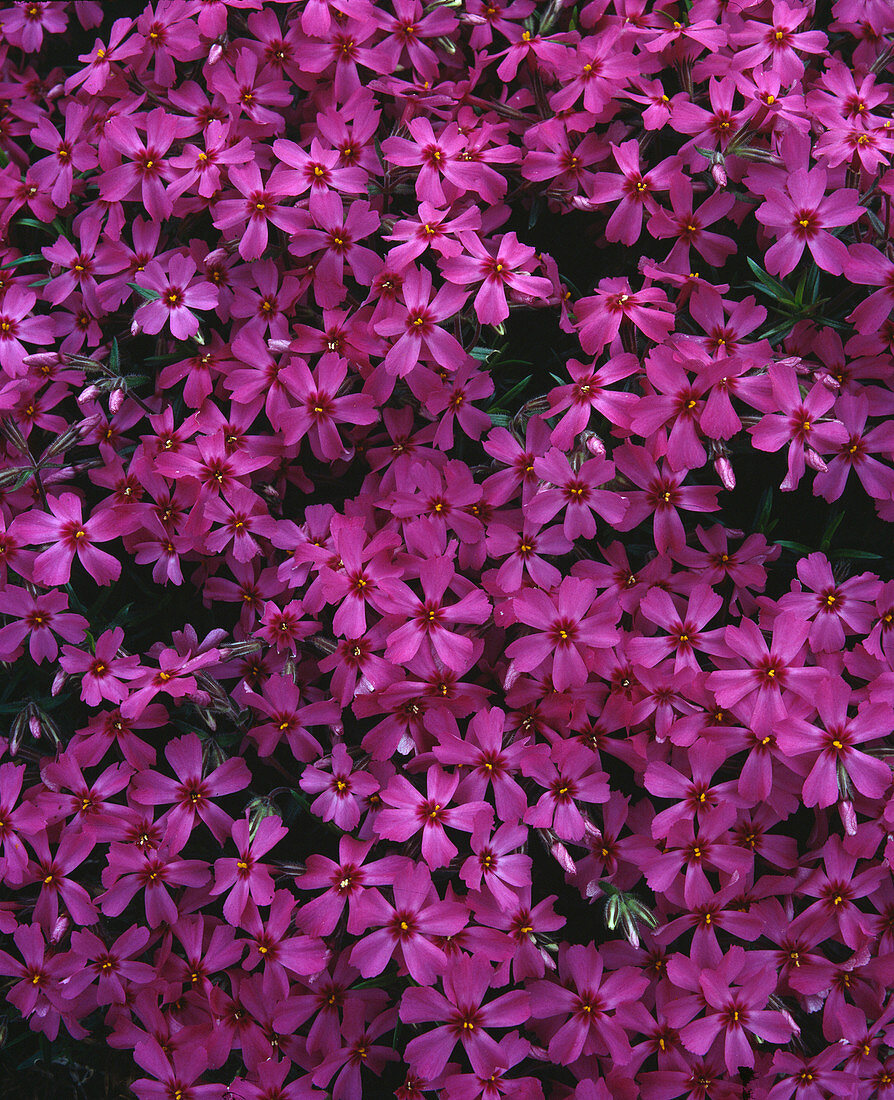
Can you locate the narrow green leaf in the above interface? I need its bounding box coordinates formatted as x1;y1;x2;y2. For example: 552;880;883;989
0;253;43;269
127;282;160;301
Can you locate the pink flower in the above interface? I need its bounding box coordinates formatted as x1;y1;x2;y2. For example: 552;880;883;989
60;627;142;706
134;254;219;340
0;586;87;663
375;766;493;869
755;167;862;277
440;232;553;325
299;743;379;831
506;577;619;692
210;816;288;924
11;493;133;586
401;954;530;1079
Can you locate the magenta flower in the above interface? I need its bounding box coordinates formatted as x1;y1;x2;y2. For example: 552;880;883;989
581;140;679;246
381;555;491;672
134;254;219;340
614;444;721;555
527;448;627;541
777;551;877;651
99;841;210;928
59;927;153;1007
575;277;675;354
776;680;891;807
708;612;827;732
100;108;185;222
522;738;610;841
348;861;468;984
130;732;251;851
11;494;132;586
734;2;828;82
0;286;56;377
0;586;87;663
213;163;306;261
529;944;648;1066
440;231;553;325
546;353;640;449
279;352;377;460
0;923;72;1039
374;264;468;376
298;836;408;937
60;627;142;706
676;946;795;1073
374;766;493;869
288;191;381;310
506;577;619;692
748;363;848;490
755;168;862;277
400;954;530;1079
382;118;484;206
210;816;288;924
299;743;379;831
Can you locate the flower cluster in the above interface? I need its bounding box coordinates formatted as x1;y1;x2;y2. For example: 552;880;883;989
0;1;893;1099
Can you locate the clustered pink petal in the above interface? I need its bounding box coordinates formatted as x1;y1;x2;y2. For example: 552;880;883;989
0;3;892;1100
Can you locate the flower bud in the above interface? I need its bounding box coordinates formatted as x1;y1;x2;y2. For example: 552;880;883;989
77;384;101;408
51;668;69;696
23;351;65;370
839;800;858;836
711;159;727;188
583;431;606;458
549;839;576;875
714;454;736;491
108;386;126;415
49;915;69;943
805;448;828;474
208;42;224;64
267;338;291;354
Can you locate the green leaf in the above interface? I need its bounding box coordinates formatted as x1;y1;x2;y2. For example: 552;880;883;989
745;257;791;298
489;411;512;427
471;346;497;362
0;253;43;269
109;337;120;375
15;218;57;234
832;549;883;560
820;511;845;551
774;540;813;554
127;282;160;301
488;374;532;413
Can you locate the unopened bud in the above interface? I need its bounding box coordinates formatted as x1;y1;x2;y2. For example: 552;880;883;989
267;339;291;354
550;839;576;875
714;454;736;491
130;318;142;337
208;42;223;65
581;431;606;459
805;448;828;474
839;799;857;836
203;737;228;773
23;352;66;370
77;384;101;408
51;668;69;696
48;915;69;943
711;160;727;188
108;386;126;415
